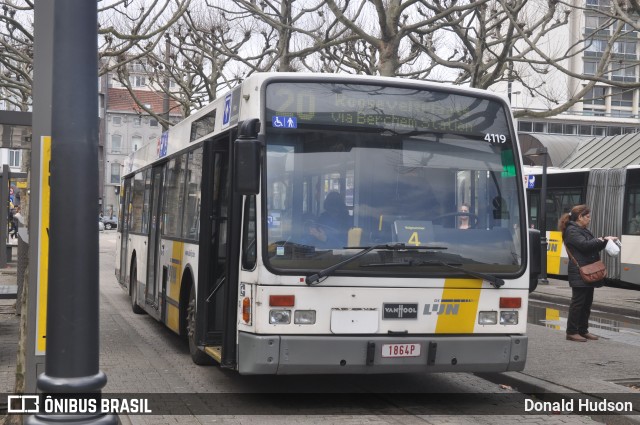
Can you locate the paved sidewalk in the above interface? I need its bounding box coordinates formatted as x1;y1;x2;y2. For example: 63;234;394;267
0;263;18;396
489;278;640;424
530;277;640;319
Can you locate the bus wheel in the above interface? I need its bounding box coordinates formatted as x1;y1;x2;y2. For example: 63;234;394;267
130;263;145;315
187;285;214;365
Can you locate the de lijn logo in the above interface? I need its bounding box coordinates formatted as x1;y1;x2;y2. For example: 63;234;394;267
383;303;418;319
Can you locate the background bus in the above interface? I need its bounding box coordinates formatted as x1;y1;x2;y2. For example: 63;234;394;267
116;73;538;374
525;165;640;286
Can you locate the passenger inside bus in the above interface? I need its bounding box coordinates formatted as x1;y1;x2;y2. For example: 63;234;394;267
305;191;351;248
458;203;473;229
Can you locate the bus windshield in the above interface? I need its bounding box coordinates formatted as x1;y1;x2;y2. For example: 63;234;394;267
264;82;523;277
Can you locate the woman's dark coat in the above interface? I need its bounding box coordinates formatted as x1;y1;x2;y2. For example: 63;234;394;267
563;221;607;288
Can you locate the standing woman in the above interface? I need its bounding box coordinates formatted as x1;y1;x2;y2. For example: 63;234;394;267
559;205;618;342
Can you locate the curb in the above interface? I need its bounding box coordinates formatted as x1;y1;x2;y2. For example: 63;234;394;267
529;292;640;320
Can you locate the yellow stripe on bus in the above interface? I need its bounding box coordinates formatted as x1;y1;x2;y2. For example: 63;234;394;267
166;303;180;334
166;241;185;332
434;278;482;334
547;231;563;275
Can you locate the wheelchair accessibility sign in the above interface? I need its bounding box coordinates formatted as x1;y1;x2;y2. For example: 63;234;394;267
272;116;297;128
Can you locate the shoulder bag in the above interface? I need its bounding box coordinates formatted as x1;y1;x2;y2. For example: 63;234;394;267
565;246;607;284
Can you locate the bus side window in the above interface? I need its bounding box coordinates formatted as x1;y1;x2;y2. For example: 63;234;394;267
242;196;257;269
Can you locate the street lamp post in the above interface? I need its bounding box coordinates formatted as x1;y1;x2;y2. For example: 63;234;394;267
525;147;549;285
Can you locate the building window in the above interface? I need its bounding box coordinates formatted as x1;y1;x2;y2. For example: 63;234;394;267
111;134;122;153
130;76;146;87
586;0;611;7
112;116;122;125
613;41;636;59
564;124;577;135
518;121;533;132
583;108;606;116
610;110;634;118
9;150;20;168
585;39;607;56
150;118;158;127
585;15;610;36
132;135;142;153
579;125;592;135
611;63;636;82
533;122;546;133
548;123;563;134
583;87;606;105
594;126;607;136
110;163;121;184
584;61;598;76
611;88;633;107
132;61;146;72
133;116;141;127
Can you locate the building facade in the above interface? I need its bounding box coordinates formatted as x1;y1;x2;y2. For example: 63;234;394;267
508;0;640;137
100;60;182;218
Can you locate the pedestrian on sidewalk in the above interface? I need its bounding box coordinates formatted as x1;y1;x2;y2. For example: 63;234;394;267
559;204;618;343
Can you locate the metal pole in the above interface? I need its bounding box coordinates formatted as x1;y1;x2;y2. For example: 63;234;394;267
27;0;116;423
0;164;8;267
539;148;549;284
161;35;170;131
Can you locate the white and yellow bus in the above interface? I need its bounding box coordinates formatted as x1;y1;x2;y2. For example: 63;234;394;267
115;73;538;374
525;165;640;286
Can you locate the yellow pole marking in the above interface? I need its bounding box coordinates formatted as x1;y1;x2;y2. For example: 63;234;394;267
435;278;482;334
36;136;51;355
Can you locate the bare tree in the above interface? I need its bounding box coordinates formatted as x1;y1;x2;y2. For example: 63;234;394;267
204;0;358;75
0;1;33;111
0;0;189;110
99;0;190;75
324;0;487;77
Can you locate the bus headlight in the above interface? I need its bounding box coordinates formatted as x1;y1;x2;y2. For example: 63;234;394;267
294;310;316;325
269;309;291;324
500;311;519;325
478;311;497;325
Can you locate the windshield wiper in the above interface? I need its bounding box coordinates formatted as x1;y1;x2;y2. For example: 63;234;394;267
305;243;447;285
421;260;504;288
361;260;504;288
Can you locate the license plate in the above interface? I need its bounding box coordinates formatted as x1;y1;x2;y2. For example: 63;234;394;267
381;343;421;358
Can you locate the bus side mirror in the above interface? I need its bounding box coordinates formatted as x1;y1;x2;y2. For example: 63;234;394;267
528;228;541;293
234;119;261;195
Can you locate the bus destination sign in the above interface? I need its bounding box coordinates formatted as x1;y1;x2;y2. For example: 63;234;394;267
265;82;510;136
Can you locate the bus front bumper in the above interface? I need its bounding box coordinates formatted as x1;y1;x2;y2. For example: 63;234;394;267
237;332;527;375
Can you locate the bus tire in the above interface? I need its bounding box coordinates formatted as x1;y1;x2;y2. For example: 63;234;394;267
187;285;214;365
130;262;145;315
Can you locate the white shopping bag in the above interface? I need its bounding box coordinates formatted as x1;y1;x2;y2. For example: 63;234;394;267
605;239;620;257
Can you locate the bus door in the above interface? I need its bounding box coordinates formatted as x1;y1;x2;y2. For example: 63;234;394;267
146;165;164;320
196;147;230;353
118;178;132;285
